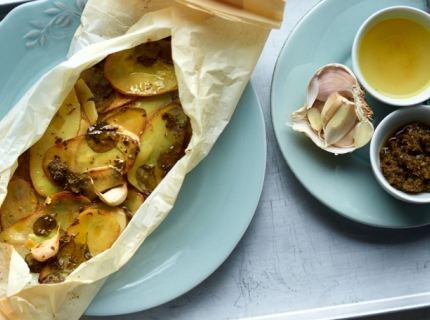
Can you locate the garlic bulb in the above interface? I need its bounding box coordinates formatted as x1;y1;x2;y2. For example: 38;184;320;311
289;63;374;154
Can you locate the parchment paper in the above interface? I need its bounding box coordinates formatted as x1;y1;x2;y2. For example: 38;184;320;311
0;0;285;319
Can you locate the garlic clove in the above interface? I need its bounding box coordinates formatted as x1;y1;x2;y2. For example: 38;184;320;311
320;92;344;126
324;99;356;145
333;124;355;148
353;121;374;147
95;182;128;206
307;107;323;132
30;228;60;262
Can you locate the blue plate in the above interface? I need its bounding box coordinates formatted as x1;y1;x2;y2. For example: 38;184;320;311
271;0;430;228
0;0;266;315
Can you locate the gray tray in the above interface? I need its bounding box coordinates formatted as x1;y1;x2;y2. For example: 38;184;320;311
0;0;30;20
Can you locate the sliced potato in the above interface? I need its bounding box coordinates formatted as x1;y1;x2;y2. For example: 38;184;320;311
127;103;190;194
103;107;147;137
103;92;173;117
84;125;140;171
67;209;120;255
78;117;91;136
13;151;31;182
38;192;91;231
0;192;90;257
75;79;99;125
88;202;128;233
104;40;177;96
83;101;98;125
38;208;120;283
87;166;124;193
114;130;140;171
43;135;126;183
0;179;39;230
75;78;94;106
79;61;116;113
102;91;137;113
122;187;145;217
29;88;81;197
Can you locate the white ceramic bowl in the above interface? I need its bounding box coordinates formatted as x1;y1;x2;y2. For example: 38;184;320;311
352;6;430;106
370;105;430;203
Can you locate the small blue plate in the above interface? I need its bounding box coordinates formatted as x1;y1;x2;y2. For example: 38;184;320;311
271;0;430;228
0;0;267;315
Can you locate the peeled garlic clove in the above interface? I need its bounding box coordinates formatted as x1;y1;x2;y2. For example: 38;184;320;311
307;107;323;132
333;125;355;148
320;92;344;126
31;229;60;262
95;181;128;206
289;63;374;154
324;99;356;145
353;121;374;148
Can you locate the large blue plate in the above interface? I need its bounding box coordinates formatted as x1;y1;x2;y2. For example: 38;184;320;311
0;0;266;315
271;0;430;228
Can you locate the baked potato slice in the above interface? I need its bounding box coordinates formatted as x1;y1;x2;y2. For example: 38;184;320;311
0;179;39;230
29;88;81;197
127;103;190;194
104;39;177;96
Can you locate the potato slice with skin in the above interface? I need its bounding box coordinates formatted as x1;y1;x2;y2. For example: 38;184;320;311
67;209;120;255
87;166;124;193
122;187;145;217
38;208;120;284
83;101;98;125
0;192;91;258
101;92;172;116
13;151;31;182
104;43;177;96
127;103;190;194
112;130;140;171
29;88;81;197
83;123;140;171
79;61;116;113
75;79;99;125
78;117;91;136
43;135;126;182
0;179;39;230
106;91;137;112
75;78;94;106
88;202;128;233
79;61;137;113
102;107;147;137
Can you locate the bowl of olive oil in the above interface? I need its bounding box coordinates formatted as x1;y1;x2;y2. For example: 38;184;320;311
352;6;430;106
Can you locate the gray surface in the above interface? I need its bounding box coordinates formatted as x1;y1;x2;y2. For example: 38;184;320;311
0;0;29;20
3;0;430;319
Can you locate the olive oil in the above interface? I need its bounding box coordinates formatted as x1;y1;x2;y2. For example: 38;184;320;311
358;18;430;99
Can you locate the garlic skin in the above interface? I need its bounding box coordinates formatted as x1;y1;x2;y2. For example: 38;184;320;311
289;63;374;154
